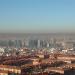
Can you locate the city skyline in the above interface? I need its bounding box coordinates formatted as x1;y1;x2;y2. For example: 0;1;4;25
0;0;75;33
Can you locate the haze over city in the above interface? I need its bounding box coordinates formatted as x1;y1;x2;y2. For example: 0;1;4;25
0;0;75;75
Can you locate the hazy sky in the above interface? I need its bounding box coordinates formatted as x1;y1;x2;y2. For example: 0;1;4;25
0;0;75;33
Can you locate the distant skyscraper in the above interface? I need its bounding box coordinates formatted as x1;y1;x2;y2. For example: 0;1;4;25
29;39;38;48
40;40;47;48
14;40;22;48
37;40;40;48
47;42;50;48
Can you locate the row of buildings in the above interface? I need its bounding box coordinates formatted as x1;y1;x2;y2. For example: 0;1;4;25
0;53;75;75
0;38;75;49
